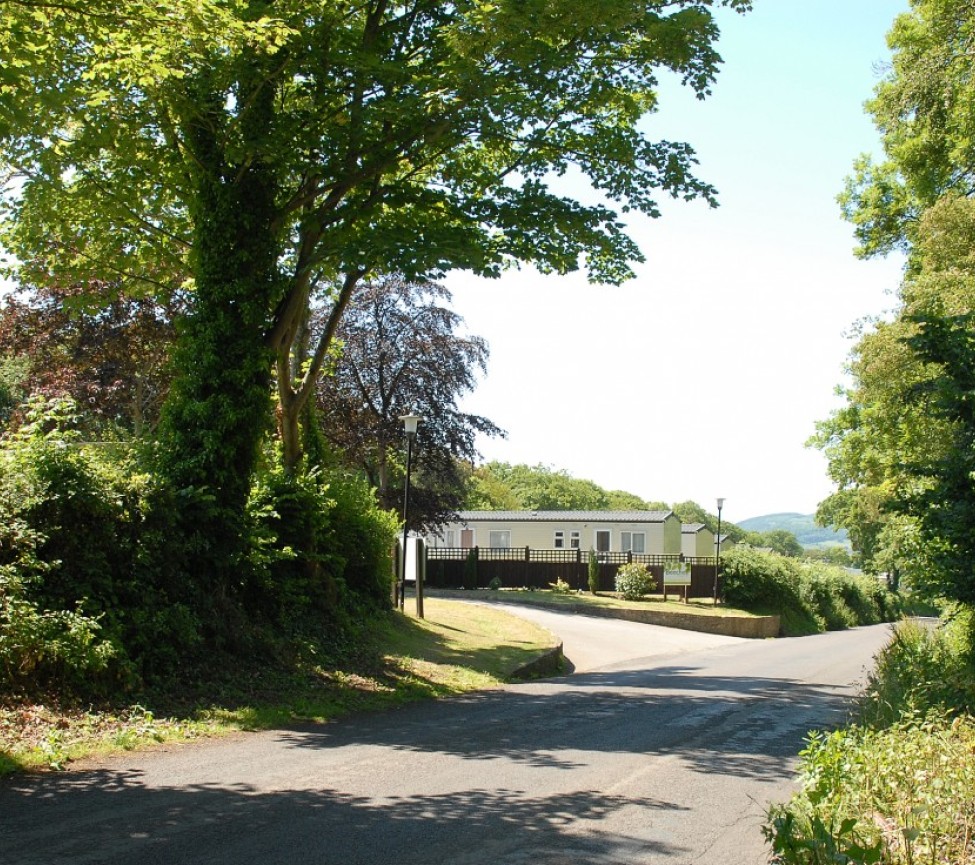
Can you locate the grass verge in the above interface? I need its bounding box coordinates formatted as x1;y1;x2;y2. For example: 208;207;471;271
434;587;761;618
0;598;558;776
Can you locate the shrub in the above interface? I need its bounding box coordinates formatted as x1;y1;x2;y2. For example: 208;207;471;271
859;610;975;727
245;466;343;632
246;465;399;633
0;588;117;693
615;562;656;600
588;548;599;594
722;547;816;634
319;471;399;610
0;398;131;694
549;577;572;594
463;548;478;590
0;399;139;627
722;547;899;636
488;576;502;591
798;570;857;632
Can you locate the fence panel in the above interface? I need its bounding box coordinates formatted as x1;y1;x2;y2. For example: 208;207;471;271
424;547;721;597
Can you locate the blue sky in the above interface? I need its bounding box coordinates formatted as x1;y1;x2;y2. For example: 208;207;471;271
446;0;910;522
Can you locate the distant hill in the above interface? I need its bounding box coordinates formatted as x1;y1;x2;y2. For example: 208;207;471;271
737;512;849;549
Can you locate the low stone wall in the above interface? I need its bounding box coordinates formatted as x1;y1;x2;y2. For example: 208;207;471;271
571;604;780;639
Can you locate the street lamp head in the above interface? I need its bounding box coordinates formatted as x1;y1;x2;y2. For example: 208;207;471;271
716;497;725;511
400;412;423;437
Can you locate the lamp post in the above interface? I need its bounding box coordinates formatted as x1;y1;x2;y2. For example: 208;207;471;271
713;497;725;605
399;412;422;613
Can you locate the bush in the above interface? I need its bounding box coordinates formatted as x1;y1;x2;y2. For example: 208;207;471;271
0;398;131;694
859;609;975;727
246;465;399;638
0;587;116;693
615;562;656;600
463;548;478;590
549;577;572;594
722;547;816;634
722;547;899;636
766;713;975;865
0;400;404;692
0;399;140;626
798;570;857;632
768;605;975;865
318;471;399;610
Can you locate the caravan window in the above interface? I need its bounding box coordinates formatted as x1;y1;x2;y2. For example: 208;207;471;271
488;530;511;549
621;532;646;553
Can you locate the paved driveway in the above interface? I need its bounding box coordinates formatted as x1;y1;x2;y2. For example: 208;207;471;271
469;600;746;672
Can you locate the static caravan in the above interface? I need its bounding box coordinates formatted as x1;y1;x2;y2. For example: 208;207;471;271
428;510;682;556
681;523;716;558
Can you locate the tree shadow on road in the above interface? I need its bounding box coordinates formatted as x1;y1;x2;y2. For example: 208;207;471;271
1;768;690;865
270;660;858;784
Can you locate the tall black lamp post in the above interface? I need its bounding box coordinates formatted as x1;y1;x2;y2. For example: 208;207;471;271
399;412;422;612
713;497;725;605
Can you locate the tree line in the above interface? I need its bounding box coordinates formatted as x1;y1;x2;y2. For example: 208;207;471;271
810;0;975;607
771;4;975;861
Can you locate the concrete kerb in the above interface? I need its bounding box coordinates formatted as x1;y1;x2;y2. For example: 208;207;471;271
510;642;564;680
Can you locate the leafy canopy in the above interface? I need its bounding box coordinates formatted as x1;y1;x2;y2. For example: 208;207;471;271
315;275;504;528
2;0;750;295
840;0;975;259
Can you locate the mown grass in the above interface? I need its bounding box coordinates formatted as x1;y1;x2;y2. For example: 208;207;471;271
0;598;559;776
434;587;762;618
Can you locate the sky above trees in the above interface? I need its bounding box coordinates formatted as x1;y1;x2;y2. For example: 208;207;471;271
445;0;909;522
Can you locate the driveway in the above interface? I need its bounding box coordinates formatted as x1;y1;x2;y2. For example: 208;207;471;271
0;607;892;864
469;600;746;672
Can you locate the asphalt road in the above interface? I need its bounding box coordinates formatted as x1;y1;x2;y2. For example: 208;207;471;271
1;608;893;865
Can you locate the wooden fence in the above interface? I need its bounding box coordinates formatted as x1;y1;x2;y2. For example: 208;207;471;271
424;546;722;599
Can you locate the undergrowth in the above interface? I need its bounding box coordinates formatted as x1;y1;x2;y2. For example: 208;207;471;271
766;608;975;864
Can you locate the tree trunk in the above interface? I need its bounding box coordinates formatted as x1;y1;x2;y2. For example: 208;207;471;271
154;69;280;626
273;270;363;476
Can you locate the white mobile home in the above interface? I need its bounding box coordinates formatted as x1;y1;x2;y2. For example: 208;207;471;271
428;510;682;556
681;523;716;558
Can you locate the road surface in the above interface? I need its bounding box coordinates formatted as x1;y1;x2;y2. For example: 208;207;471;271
1;606;893;864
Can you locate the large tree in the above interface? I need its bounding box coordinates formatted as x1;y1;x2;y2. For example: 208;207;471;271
474;462;612;511
316;275;503;528
818;0;975;599
815;195;975;596
840;0;975;260
1;0;749;584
